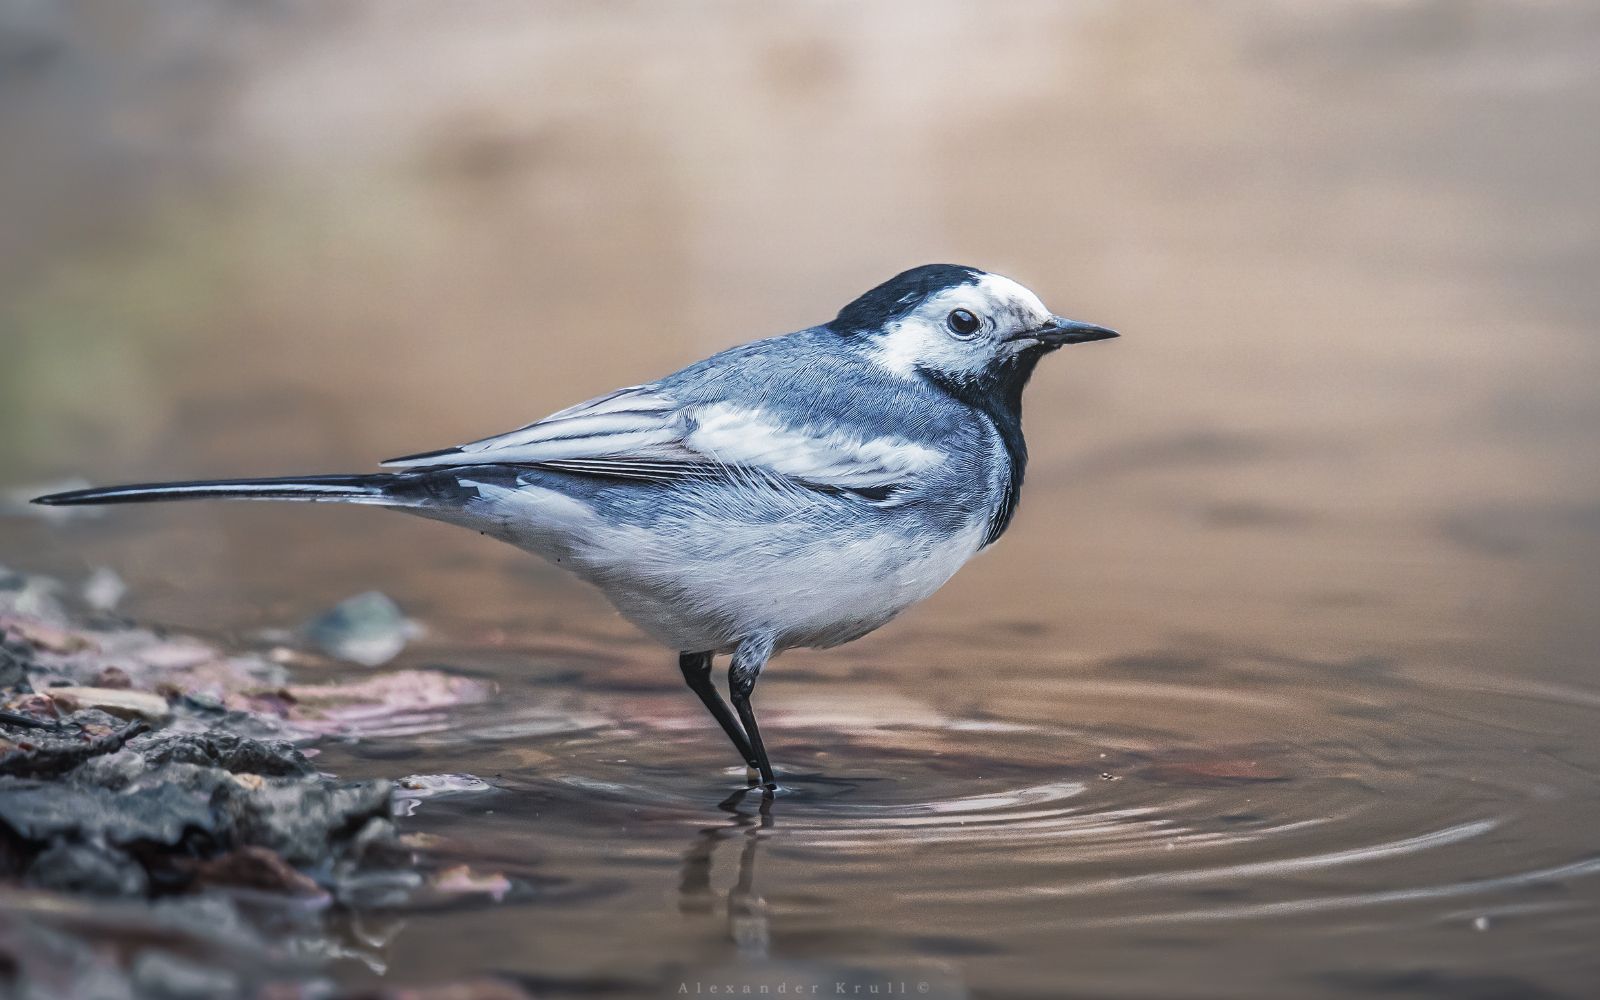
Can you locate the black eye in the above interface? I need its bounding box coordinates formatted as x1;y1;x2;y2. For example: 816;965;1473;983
946;309;981;337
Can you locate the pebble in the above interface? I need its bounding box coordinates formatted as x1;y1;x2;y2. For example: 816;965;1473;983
304;591;421;667
46;686;172;724
396;773;493;798
81;568;126;612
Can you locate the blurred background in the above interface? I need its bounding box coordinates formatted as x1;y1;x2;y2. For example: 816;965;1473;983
3;3;1599;997
3;1;1596;665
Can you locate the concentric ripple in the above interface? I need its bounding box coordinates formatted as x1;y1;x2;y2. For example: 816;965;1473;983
310;645;1600;996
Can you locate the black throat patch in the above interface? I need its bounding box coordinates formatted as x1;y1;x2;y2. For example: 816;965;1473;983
917;349;1045;547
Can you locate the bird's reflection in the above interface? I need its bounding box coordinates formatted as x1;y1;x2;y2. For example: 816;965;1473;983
678;786;774;957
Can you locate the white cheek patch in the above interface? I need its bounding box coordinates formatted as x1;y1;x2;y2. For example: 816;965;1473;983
866;319;931;377
867;317;990;380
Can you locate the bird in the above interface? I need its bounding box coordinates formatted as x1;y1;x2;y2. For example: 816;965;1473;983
34;264;1117;788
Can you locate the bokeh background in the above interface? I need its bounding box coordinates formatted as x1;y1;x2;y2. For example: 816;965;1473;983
3;3;1600;997
4;2;1597;667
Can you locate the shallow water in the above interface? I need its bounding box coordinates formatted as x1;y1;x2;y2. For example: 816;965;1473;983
4;3;1600;997
286;625;1600;998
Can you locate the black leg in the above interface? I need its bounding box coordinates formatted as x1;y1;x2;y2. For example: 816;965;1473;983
728;635;777;788
679;651;758;769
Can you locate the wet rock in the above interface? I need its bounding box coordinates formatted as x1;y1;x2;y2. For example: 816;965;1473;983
1;692;57;725
0;775;219;846
0;709;146;778
0;709;50;731
28;840;150;897
304;590;422;667
227;777;395;867
47;686;172;724
67;747;157;789
0;642;31;690
0;721;399;912
0;569;500;998
126;730;315;778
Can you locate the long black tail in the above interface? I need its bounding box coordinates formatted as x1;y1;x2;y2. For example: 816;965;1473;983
32;474;401;507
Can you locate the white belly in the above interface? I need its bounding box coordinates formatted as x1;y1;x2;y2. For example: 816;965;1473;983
445;481;988;653
599;518;988;652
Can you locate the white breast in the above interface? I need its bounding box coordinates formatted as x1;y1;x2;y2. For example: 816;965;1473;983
442;479;990;653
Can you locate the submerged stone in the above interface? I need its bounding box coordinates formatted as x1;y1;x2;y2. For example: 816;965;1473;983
282;668;495;736
304;590;421;667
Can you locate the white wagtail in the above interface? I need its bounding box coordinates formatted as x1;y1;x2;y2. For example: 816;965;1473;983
35;265;1117;787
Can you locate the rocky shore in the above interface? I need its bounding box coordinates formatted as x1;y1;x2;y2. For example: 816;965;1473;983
0;566;518;999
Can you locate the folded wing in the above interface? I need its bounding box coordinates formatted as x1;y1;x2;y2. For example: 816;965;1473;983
382;385;943;492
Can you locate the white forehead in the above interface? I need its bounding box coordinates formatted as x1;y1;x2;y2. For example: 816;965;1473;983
924;272;1051;324
977;272;1051;318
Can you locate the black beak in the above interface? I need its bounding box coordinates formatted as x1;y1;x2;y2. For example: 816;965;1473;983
1030;315;1119;346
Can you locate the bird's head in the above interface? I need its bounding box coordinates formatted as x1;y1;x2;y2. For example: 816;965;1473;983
828;264;1117;406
